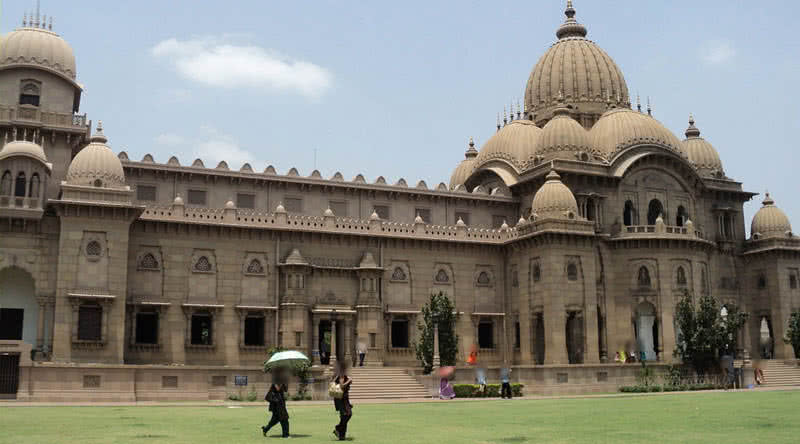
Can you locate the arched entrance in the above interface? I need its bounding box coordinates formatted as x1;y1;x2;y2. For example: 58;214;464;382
647;199;663;225
635;302;657;361
0;267;38;344
759;317;774;359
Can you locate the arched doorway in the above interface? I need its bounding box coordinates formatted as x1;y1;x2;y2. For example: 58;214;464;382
676;206;688;227
623;200;635;226
759;317;774;359
647;199;663;225
565;312;584;364
635;302;657;361
0;267;38;344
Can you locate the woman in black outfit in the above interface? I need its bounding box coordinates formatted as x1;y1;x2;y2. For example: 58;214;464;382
262;382;289;438
332;362;353;441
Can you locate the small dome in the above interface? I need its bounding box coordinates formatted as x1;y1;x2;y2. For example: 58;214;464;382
449;137;478;189
517;216;527;227
682;115;724;177
323;207;334;217
475;120;542;170
369;210;380;221
751;193;793;239
456;217;466;227
0;23;78;85
275;202;286;213
525;2;628;125
590;108;684;158
414;213;424;224
531;169;579;220
173;195;184;206
537;107;593;162
65;122;126;188
225;200;235;209
0;140;49;166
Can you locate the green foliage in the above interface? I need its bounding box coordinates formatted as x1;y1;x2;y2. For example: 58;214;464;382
227;393;242;401
246;391;258;402
663;364;684;387
674;292;747;376
636;361;656;387
451;384;523;398
262;345;311;398
618;382;722;393
412;291;459;374
783;310;800;359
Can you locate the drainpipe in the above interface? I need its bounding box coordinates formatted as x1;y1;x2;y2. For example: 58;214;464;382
275;238;280;346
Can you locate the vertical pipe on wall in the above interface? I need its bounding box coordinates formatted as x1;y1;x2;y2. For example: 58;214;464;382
275;237;280;346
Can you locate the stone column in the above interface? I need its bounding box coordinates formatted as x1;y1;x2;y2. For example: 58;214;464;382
330;319;337;366
36;298;46;349
433;322;440;368
312;316;320;365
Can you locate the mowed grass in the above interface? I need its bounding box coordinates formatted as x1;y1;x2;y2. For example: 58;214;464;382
1;391;799;444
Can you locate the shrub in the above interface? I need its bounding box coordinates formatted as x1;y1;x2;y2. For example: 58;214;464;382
619;382;720;393
227;393;242;401
246;391;258;402
784;310;800;359
451;383;524;398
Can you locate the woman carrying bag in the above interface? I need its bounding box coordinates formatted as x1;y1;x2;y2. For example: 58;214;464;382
262;381;289;438
331;361;353;441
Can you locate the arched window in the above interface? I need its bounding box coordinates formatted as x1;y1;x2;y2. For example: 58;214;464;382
194;256;212;272
0;171;11;195
391;267;407;281
623;200;635;226
676;267;687;286
637;266;651;288
139;253;159;270
647;199;663;225
28;173;40;198
586;197;596;222
676;206;688;227
85;241;102;257
567;263;578;281
533;263;542;282
435;269;449;283
477;271;491;285
20;82;40;107
14;172;26;197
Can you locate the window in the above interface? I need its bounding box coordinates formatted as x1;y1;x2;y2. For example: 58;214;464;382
187;189;207;206
14;172;26;197
284;197;302;213
237;193;255;209
329;200;348;217
586;198;597;222
136;185;157;202
676;206;688;227
638;266;652;288
455;211;470;226
370;205;388;220
415;208;431;224
391;267;407;281
78;304;102;341
194;256;212;272
246;259;264;274
244;316;265;346
135;312;158;344
369;333;376;348
85;241;102;257
435;269;449;283
477;271;491;286
478;321;494;349
757;275;766;290
0;171;11;195
676;267;687;286
623;200;635;226
391;319;409;348
492;215;506;229
191;313;212;345
515;322;521;349
20;83;40;106
0;308;24;340
162;376;178;388
533;263;541;282
295;331;303;347
791;274;798;290
647;199;663;225
28;173;39;198
567;263;578;281
139;253;159;270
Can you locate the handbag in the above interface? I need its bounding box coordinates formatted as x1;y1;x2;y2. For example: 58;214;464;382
328;381;343;399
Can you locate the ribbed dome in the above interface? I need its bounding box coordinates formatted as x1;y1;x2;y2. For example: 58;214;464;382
589;108;684;158
525;2;629;126
475;120;542;170
751;193;793;239
531;169;579;220
449;138;479;189
0;140;48;165
66;123;126;188
0;24;77;83
682;115;724;177
537;106;593;163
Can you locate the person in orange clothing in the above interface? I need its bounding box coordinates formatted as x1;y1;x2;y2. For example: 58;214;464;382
467;343;478;365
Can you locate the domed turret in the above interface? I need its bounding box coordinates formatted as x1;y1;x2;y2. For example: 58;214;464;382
751;193;793;239
65;122;126;188
525;1;629;128
474;120;541;171
0;15;78;87
682;115;724;178
589;108;684;158
449;137;478;189
537;102;593;162
0;139;50;168
531;168;579;220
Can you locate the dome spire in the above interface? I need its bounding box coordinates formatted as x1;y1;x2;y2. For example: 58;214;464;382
465;137;478;159
91;120;108;144
763;191;774;206
685;113;701;138
556;0;588;39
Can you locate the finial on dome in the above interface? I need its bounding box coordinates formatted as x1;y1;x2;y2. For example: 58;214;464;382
763;191;774;206
636;93;641;112
49;16;53;31
647;97;652;116
465;136;478;158
497;113;501;131
517;99;522;120
91;121;108;144
557;0;587;39
546;162;561;181
685;113;701;138
23;12;28;27
503;106;508;126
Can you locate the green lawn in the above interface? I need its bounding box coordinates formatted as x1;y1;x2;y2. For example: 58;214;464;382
1;391;799;444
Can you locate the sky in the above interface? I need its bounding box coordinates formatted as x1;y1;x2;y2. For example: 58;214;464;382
2;0;799;230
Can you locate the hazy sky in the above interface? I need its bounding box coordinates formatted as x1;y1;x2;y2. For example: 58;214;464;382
2;1;798;230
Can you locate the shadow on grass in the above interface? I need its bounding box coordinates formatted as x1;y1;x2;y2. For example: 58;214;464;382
267;434;313;438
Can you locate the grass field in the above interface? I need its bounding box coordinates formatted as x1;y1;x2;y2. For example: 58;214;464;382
1;391;799;444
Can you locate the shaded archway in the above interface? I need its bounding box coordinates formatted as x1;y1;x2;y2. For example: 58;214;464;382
676;205;688;227
623;200;635;226
634;302;657;361
647;199;663;225
0;266;38;345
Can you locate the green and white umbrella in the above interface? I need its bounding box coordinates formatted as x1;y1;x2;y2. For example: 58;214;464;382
264;350;310;370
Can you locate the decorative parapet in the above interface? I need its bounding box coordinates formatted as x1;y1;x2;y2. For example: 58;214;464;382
612;221;707;241
743;236;800;255
0;105;90;132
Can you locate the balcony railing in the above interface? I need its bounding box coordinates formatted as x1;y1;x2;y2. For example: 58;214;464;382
0;105;89;129
0;195;43;210
616;223;705;240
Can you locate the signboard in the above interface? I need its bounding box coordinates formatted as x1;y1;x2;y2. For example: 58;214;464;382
234;376;248;386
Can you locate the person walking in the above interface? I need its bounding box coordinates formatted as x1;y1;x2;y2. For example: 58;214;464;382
262;381;289;438
500;367;512;399
332;361;353;441
357;340;367;367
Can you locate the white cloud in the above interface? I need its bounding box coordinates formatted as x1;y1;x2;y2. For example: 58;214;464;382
151;37;332;98
155;133;185;146
701;40;736;65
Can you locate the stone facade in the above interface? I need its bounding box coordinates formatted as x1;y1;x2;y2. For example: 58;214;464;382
1;4;800;400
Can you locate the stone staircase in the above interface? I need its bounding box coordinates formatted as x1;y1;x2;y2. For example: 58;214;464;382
345;367;431;400
761;360;800;386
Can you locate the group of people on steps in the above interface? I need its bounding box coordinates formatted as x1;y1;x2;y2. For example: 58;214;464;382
261;360;353;440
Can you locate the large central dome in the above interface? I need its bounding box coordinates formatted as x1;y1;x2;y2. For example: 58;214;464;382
525;1;629;128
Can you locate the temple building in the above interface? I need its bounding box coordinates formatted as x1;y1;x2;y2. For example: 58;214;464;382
1;2;798;400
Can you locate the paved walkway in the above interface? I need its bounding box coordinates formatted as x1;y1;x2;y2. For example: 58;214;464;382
1;385;797;407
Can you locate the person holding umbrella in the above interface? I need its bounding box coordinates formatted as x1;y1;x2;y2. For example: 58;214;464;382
262;350;311;439
332;360;353;441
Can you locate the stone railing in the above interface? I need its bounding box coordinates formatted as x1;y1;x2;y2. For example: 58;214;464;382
614;221;705;241
0;105;89;130
0;195;43;210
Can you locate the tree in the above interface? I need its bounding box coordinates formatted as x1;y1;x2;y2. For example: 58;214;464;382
263;346;311;398
413;291;459;374
783;310;800;359
674;291;747;376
